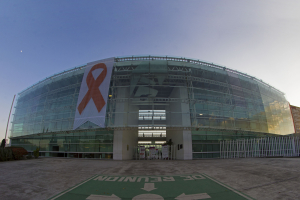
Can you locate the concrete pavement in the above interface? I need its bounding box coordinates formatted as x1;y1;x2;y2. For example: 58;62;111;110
0;157;299;200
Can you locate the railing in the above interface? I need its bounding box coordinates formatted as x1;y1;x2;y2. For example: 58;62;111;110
139;115;166;120
138;133;166;137
220;136;300;159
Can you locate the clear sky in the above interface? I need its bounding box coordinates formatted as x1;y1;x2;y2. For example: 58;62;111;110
1;0;300;142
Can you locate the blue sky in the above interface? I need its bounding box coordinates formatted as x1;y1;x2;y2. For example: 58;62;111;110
1;0;300;141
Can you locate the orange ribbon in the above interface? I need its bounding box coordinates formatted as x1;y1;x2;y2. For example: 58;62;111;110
77;63;107;115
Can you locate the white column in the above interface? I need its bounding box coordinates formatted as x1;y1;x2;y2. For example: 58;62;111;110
113;130;138;160
183;130;192;160
113;130;123;160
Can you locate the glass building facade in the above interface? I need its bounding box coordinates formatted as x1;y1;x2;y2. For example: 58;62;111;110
10;56;295;159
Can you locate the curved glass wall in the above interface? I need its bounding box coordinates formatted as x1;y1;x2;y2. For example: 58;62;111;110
11;67;85;137
10;56;294;158
108;58;294;135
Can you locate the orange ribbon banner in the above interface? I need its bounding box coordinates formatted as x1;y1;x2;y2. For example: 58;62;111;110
77;63;107;115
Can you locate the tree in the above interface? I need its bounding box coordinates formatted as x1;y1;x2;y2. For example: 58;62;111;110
6;147;28;160
33;148;40;158
1;139;6;148
164;139;173;146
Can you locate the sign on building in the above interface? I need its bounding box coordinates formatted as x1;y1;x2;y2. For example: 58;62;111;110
139;146;145;159
73;58;114;130
149;147;156;159
162;145;169;159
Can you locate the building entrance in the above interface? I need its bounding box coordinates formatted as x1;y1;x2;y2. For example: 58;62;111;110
114;109;190;160
136;109;170;159
134;145;175;160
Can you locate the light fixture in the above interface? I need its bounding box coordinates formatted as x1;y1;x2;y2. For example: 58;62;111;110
155;141;166;144
138;141;151;144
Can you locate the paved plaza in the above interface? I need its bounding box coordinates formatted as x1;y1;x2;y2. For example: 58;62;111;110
0;157;299;200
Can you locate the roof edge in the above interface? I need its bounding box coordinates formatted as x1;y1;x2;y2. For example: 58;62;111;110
18;55;284;96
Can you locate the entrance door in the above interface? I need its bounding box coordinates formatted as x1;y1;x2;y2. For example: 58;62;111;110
134;145;175;160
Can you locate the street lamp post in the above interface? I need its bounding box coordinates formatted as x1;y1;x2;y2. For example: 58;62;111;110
5;95;16;147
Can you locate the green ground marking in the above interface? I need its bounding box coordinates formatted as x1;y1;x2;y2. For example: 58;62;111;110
49;174;254;200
